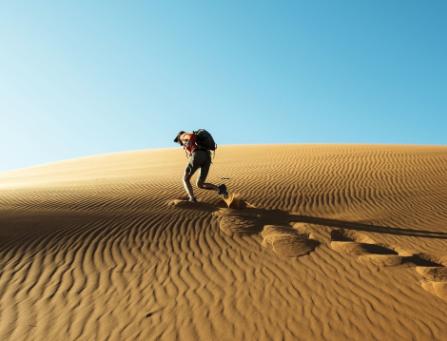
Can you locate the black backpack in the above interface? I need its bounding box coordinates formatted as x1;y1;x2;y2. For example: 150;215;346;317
194;129;217;151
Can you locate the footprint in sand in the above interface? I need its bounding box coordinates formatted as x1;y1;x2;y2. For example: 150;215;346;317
413;256;447;301
223;192;256;209
329;228;447;301
167;199;197;208
261;225;319;258
214;208;262;236
329;229;403;266
213;194;260;236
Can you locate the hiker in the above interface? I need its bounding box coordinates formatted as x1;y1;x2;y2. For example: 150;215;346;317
174;129;228;202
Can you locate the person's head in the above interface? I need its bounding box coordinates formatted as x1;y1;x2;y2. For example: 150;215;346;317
173;130;186;145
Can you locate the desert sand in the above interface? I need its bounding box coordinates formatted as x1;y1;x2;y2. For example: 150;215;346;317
1;144;447;340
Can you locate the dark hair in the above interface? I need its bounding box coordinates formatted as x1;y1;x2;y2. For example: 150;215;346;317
173;130;185;144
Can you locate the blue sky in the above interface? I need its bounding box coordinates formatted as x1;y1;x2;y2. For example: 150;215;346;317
1;1;446;172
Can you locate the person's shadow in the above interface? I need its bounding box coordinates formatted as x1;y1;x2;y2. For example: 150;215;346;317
174;197;447;240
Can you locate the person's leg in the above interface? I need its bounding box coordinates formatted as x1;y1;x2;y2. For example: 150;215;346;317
196;151;227;195
183;156;200;201
196;162;219;191
197;168;227;197
183;171;195;200
186;150;228;199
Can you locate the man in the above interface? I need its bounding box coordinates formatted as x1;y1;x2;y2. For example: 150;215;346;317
174;130;228;202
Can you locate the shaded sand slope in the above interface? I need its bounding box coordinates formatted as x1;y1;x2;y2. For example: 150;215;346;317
1;145;447;340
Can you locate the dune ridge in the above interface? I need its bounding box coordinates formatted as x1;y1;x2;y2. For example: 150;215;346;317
1;144;447;340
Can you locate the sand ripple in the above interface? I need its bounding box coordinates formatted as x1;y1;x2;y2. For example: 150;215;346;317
1;145;447;340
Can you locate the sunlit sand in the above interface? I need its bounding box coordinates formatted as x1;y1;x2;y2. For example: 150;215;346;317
1;144;447;340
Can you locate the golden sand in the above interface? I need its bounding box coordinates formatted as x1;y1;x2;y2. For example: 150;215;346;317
1;145;447;340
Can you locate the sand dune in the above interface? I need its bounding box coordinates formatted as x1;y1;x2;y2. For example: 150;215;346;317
1;144;447;340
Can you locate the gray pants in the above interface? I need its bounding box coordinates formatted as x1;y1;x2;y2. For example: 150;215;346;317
184;149;212;184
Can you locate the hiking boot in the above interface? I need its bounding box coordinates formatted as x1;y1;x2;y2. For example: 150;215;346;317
218;184;228;198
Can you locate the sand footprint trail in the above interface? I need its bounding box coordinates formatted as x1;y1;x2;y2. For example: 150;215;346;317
173;197;447;290
172;197;447;303
171;197;322;258
328;228;447;301
212;200;320;257
329;229;404;267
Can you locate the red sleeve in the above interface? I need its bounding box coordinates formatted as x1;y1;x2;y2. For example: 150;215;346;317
190;133;196;145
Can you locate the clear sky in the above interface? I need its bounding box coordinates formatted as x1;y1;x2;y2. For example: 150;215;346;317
1;1;446;172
